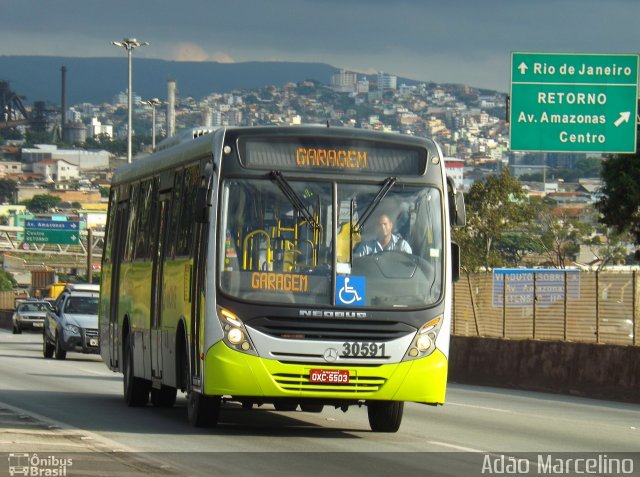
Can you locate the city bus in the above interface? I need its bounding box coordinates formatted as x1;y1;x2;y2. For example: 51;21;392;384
99;126;465;432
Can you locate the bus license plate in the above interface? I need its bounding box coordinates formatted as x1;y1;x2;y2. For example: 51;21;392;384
309;369;350;384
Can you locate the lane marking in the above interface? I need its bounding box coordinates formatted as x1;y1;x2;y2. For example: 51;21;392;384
426;440;485;452
0;400;134;453
447;402;514;413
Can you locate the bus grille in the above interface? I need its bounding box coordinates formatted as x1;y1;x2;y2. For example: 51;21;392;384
248;317;415;341
272;372;387;393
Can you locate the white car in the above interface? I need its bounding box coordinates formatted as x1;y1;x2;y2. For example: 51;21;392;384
12;300;53;334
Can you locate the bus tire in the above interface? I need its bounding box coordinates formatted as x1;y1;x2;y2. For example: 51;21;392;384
123;334;150;407
43;330;54;359
151;386;177;408
273;399;298;411
187;391;221;428
300;402;324;413
367;401;404;433
54;333;67;360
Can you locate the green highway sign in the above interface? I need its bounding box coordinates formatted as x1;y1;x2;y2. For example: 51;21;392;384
510;52;639;153
25;229;80;245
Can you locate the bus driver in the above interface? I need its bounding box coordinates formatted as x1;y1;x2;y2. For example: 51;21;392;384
354;213;412;256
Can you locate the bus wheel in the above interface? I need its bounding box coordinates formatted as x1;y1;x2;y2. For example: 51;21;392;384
151;386;177;408
187;392;221;427
367;401;404;433
123;334;150;407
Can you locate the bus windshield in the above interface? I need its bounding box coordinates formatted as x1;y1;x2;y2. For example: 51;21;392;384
219;177;443;308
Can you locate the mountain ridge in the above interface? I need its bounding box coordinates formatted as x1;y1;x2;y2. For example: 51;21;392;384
0;55;344;105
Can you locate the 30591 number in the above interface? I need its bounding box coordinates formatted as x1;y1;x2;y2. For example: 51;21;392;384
341;342;386;358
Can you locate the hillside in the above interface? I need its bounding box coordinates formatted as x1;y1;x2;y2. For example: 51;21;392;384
0;56;341;105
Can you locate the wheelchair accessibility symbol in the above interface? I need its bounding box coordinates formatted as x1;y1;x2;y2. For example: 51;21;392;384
336;276;366;307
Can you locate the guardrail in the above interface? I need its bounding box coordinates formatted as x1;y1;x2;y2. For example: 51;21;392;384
453;270;639;346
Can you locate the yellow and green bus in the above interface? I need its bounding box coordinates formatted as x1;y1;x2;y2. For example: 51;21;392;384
99;126;465;432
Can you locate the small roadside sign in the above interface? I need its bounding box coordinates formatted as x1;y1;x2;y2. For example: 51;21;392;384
25;220;79;230
24;220;80;245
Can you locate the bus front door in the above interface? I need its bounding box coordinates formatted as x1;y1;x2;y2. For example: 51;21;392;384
109;202;129;369
151;196;170;380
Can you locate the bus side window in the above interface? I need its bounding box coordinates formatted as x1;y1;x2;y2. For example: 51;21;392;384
167;169;183;260
103;187;118;264
125;183;140;262
176;164;200;257
134;179;153;260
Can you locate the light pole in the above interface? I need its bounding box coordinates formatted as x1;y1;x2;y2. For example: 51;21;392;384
111;38;148;163
141;98;161;151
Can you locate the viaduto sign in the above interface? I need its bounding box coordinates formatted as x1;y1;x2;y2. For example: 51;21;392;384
510;52;639;153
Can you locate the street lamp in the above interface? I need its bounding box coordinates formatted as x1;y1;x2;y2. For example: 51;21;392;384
111;38;148;163
141;98;162;151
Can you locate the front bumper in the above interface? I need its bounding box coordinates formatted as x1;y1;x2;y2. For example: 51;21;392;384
61;328;100;354
14;318;44;330
203;340;448;404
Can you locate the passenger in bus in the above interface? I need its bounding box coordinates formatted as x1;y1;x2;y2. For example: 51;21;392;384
354;213;412;256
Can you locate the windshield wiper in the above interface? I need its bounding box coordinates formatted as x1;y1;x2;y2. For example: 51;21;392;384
270;171;320;229
354;177;396;233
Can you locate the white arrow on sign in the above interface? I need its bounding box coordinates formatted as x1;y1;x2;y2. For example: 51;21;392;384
614;111;631;127
518;62;528;75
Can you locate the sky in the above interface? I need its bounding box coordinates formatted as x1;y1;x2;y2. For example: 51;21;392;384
2;0;640;93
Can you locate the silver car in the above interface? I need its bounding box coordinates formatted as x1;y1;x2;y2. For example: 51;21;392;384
12;300;53;334
43;284;100;360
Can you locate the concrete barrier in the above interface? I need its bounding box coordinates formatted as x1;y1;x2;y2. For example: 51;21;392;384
1;314;637;403
0;310;13;330
449;336;640;403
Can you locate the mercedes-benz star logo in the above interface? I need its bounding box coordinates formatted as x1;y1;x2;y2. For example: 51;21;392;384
323;348;338;362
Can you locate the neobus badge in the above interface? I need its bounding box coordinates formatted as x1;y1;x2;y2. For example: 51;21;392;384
299;310;367;318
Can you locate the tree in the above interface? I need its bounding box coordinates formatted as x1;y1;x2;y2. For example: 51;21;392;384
495;232;545;267
584;230;633;270
0;128;23;140
24;129;52;147
453;169;534;271
23;194;62;213
535;207;593;268
0;269;17;291
0;179;17;203
597;151;640;245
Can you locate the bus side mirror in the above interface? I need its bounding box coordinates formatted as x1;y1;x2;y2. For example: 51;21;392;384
453;191;466;227
195;162;214;223
451;242;461;282
446;176;466;227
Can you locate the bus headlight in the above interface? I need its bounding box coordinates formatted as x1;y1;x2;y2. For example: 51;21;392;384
416;334;432;352
227;327;244;345
403;315;442;361
217;307;257;355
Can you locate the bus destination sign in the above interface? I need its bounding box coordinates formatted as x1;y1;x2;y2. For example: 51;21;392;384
240;138;427;175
